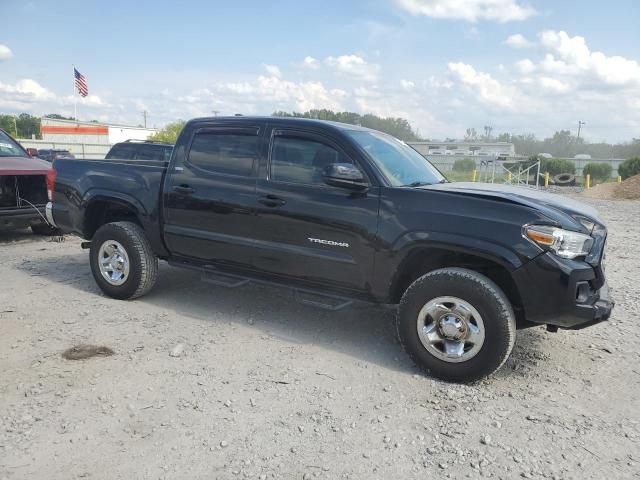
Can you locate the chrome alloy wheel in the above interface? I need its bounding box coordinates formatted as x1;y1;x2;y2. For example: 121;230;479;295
98;240;130;286
416;296;485;363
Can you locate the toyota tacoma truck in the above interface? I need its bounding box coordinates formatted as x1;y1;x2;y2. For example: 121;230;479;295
46;116;613;382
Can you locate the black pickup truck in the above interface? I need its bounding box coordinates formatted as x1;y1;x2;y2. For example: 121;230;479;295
47;116;613;382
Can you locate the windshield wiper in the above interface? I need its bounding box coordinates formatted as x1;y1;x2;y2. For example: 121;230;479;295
403;181;433;187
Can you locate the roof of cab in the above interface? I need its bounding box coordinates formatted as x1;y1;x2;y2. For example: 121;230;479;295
188;116;376;134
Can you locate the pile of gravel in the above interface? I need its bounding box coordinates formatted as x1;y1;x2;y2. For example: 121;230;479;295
615;174;640;199
581;174;640;200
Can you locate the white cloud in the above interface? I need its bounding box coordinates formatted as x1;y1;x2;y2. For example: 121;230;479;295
0;79;56;100
395;0;536;23
324;54;379;82
302;56;319;69
447;62;516;109
0;78;108;118
215;75;347;112
537;76;570;94
263;64;282;77
400;79;415;91
539;30;640;87
0;44;13;61
505;33;533;48
515;58;536;74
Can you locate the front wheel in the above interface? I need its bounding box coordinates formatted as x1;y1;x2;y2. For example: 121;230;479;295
89;221;158;300
397;268;516;383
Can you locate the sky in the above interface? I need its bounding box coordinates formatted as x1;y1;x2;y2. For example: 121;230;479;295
0;0;639;142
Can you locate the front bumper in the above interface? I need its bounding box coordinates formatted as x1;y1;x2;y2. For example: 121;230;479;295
563;280;614;329
514;251;614;330
0;205;47;231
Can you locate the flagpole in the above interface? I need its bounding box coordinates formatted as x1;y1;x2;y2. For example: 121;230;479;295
72;64;77;121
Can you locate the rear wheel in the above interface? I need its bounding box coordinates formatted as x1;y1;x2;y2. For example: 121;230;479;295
89;221;158;300
396;267;516;383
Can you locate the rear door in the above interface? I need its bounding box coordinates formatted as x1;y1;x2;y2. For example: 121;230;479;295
162;122;264;268
251;126;380;294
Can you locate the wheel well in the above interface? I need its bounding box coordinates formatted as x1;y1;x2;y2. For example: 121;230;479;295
391;247;526;326
83;200;141;239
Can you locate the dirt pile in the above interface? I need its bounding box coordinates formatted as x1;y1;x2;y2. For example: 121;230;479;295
581;174;640;200
614;174;640;200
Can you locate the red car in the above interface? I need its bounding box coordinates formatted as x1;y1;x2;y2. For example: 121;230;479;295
0;128;56;234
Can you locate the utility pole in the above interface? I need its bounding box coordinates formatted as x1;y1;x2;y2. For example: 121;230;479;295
211;110;220;117
13;116;18;138
142;110;148;128
484;125;493;141
577;121;585;139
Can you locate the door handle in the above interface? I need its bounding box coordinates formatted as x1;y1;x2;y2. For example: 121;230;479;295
258;194;286;207
173;184;194;195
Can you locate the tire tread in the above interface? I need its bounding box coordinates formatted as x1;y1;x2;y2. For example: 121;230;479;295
396;267;516;382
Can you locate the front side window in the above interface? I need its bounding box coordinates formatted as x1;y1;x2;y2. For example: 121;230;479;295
270;136;354;185
188;132;258;176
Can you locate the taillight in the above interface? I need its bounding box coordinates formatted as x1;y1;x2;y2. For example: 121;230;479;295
47;168;56;201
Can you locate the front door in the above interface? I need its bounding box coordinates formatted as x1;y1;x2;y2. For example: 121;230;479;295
163;123;263;268
252;128;379;295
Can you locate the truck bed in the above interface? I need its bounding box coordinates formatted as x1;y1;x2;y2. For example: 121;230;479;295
51;157;169;253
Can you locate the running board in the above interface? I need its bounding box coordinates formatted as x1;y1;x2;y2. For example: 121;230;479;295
201;270;250;288
293;289;353;311
168;260;357;311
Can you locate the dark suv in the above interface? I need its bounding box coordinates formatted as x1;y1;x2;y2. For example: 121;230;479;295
105;140;173;161
38;149;75;162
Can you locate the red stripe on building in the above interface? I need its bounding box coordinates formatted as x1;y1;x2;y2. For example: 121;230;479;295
41;126;108;135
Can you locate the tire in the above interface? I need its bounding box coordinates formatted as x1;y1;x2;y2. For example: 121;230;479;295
396;267;516;383
552;173;576;186
89;221;158;300
31;223;61;236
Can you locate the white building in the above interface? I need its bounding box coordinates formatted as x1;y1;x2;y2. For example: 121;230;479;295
409;141;516;158
40;117;159;145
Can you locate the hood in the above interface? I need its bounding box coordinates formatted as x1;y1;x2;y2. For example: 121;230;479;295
422;182;602;232
0;156;51;175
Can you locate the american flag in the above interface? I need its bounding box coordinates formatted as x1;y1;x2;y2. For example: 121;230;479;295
74;67;88;97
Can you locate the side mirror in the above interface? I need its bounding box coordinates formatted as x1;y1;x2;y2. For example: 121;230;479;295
26;148;38;158
322;163;368;191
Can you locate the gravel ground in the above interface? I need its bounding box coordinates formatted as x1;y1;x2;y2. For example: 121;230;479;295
1;196;639;480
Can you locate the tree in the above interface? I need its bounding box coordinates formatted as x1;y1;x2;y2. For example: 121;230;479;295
464;128;478;141
44;113;77;121
272;109;422;141
149;120;186;144
0;115;18;136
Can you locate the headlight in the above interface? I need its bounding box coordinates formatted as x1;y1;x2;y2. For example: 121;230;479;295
524;225;594;259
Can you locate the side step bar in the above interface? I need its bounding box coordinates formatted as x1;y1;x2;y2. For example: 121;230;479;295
168;261;355;311
201;270;250;288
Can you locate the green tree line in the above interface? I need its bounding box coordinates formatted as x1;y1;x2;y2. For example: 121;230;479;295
272;109;421;141
0;113;79;139
479;129;640;159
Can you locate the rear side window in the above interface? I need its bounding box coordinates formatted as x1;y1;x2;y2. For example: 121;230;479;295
135;145;170;161
106;144;136;159
187;131;258;176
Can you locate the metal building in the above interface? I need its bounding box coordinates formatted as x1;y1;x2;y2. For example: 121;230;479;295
409;141;516;158
40;117;159;144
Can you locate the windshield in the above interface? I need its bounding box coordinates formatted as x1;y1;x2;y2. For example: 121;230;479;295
347;130;446;186
0;130;28;158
